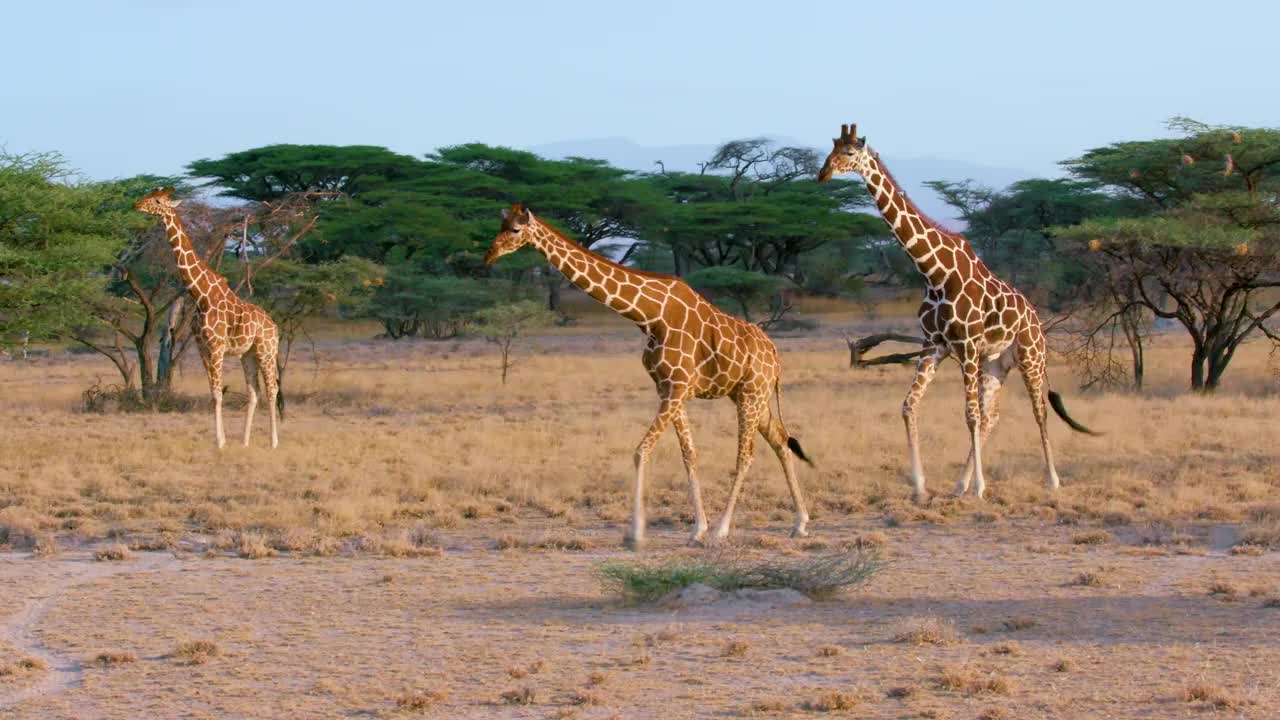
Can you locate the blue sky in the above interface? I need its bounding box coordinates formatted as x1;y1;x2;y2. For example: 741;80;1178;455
4;0;1275;180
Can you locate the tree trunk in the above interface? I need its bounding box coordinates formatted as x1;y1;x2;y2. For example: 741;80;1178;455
545;272;563;313
1190;344;1207;391
155;296;184;393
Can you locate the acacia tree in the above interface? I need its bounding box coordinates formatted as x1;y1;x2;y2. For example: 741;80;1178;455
0;152;132;356
637;139;877;282
1055;119;1280;391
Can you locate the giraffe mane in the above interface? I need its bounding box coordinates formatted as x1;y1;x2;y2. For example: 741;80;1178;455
871;152;958;236
536;216;681;282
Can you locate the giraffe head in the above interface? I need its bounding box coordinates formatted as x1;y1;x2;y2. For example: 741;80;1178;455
133;187;183;216
483;202;535;264
817;122;873;182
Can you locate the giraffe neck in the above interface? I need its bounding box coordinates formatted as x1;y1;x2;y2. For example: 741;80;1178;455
862;153;976;280
527;220;664;326
158;208;225;308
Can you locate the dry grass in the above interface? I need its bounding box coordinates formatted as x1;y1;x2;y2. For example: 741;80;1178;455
800;691;860;711
92;544;133;562
395;689;447;711
1071;529;1111;545
93;650;137;666
723;639;750;657
1052;658;1076;672
1000;616;1038;632
1208;579;1240;599
892;616;960;646
937;665;1014;695
4;328;1279;550
499;686;537;705
815;644;843;657
1071;570;1106;587
745;698;789;714
173;639;221;665
1183;683;1244;710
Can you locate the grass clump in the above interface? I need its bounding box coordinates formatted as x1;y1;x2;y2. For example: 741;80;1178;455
595;548;883;602
173;639;221;665
396;689;447;711
93;651;137;666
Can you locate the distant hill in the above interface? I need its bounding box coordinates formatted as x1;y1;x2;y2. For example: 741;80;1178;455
529;137;1037;231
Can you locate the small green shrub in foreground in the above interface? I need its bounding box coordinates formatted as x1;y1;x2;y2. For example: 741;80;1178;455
596;549;884;602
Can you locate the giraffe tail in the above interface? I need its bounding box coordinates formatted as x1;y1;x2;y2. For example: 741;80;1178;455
275;357;286;421
775;380;815;466
1048;390;1097;435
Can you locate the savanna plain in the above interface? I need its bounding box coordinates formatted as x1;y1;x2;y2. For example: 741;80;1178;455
2;299;1279;719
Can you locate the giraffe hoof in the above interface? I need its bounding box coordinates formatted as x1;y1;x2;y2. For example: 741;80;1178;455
686;535;707;548
911;491;931;506
789;527;809;539
622;534;646;551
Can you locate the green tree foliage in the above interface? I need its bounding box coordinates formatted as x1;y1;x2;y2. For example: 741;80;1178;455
926;177;1142;295
0;152;136;349
187;144;423;200
1054;119;1280;391
227;256;382;373
359;271;499;340
685;266;783;323
635;140;878;284
471;300;554;384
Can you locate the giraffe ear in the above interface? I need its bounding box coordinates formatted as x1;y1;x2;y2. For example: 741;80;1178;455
519;207;532;222
170;199;183;207
857;136;867;147
500;208;511;221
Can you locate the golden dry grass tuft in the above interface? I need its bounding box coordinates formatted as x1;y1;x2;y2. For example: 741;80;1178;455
800;691;860;711
723;639;750;657
892;617;960;646
1071;529;1111;545
1183;683;1244;710
173;639;221;665
499;686;537;705
745;698;789;714
395;689;448;711
937;665;1014;695
815;644;843;657
92;544;133;562
93;650;137;666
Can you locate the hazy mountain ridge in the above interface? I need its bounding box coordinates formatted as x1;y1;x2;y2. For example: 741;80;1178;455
530;137;1037;230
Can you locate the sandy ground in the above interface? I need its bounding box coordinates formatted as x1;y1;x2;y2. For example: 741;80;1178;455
2;518;1277;720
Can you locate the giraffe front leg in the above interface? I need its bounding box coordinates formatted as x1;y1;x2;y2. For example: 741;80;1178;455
960;349;986;499
711;395;762;543
241;354;259;447
627;396;680;550
207;352;226;449
903;352;941;504
671;407;708;545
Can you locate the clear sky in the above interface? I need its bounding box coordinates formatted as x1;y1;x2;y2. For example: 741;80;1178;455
4;0;1275;180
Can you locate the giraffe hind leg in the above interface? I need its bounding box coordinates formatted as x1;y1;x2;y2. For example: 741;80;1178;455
259;346;280;449
207;351;226;449
1018;342;1060;491
758;406;810;538
241;353;260;447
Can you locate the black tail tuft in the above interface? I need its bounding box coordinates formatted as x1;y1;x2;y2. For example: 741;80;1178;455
1048;390;1097;435
276;360;286;421
787;437;815;467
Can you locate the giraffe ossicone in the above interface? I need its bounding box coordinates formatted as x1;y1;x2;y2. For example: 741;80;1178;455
484;202;813;549
818;122;1097;502
134;188;283;450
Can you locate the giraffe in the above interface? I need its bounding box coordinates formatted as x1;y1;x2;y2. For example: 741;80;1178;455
817;123;1096;502
134;188;282;449
484;203;813;549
